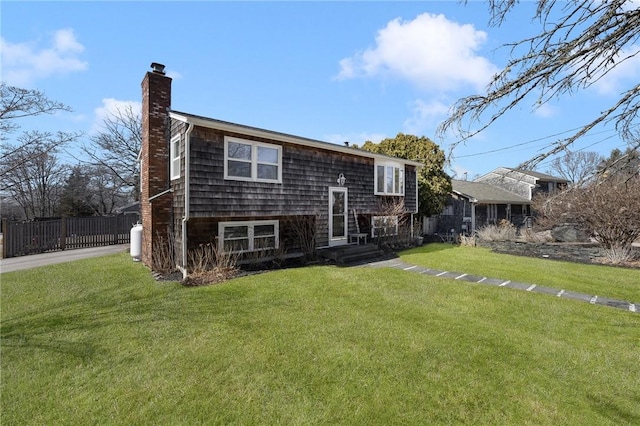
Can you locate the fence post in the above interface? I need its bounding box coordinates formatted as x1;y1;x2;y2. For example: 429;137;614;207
60;217;67;251
113;215;118;245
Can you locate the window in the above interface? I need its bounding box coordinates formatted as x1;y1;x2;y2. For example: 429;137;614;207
170;135;181;180
371;216;398;238
441;205;454;216
224;136;282;183
374;161;404;195
218;220;279;253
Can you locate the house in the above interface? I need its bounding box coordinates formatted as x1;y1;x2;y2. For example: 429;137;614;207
474;167;568;200
435;168;568;235
140;63;421;271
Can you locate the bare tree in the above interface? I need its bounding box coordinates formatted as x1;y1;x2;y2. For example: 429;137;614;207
0;83;82;219
82;104;141;200
533;175;640;263
547;150;603;187
438;0;640;167
0;133;71;219
0;83;71;138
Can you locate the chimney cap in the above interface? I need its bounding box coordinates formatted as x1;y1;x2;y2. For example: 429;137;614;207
150;62;166;75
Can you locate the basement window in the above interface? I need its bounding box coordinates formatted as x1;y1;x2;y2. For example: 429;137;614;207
371;216;399;238
224;136;282;183
218;220;279;253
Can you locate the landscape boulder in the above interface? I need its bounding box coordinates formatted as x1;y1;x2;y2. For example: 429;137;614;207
551;224;590;243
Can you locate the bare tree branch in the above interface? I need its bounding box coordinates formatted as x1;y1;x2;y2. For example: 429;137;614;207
0;83;72;137
81;104;141;194
439;0;640;168
0;133;77;219
547;150;603;187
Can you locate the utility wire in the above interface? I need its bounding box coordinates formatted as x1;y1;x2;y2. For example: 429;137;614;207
454;126;618;159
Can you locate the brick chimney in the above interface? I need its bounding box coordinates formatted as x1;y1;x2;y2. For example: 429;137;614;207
140;62;172;267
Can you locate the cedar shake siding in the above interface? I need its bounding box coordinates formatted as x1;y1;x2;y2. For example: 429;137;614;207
173;123;417;250
183;125;416;217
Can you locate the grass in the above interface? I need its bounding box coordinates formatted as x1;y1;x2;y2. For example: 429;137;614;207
400;243;640;303
1;252;639;425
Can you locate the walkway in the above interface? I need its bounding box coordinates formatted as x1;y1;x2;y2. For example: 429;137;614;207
363;258;639;314
0;244;130;274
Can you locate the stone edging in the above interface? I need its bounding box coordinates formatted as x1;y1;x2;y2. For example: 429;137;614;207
364;258;639;314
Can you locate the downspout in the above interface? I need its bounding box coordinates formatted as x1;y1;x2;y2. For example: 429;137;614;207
410;213;414;237
178;122;195;280
471;199;477;235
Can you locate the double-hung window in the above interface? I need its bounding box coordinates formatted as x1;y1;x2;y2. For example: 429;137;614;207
374;160;404;196
224;136;282;183
170;135;181;180
218;220;279;253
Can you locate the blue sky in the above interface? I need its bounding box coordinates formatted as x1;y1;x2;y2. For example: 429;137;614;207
2;1;637;179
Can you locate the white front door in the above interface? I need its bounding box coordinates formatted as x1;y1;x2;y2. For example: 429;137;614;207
329;187;348;246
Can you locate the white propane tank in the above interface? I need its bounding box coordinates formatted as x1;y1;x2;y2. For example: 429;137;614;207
130;223;143;261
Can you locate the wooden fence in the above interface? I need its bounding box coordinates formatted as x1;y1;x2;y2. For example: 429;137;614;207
1;214;140;259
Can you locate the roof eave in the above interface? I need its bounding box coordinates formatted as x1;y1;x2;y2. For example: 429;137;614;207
169;110;423;167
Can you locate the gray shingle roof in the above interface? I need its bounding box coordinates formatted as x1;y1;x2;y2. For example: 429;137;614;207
505;168;569;183
452;180;530;204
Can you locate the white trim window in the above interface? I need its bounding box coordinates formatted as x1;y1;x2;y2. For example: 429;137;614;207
218;220;279;253
170;134;181;180
374;161;404;196
224;136;282;183
371;216;399;238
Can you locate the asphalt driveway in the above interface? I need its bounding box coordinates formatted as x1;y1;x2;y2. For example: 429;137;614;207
0;245;130;273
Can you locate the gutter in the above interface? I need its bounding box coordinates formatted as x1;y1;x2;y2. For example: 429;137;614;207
179;122;195;279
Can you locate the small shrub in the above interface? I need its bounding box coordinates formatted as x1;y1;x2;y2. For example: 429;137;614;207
185;242;239;286
602;244;636;265
286;215;317;261
152;230;177;273
459;233;477;247
477;220;517;241
520;228;553;243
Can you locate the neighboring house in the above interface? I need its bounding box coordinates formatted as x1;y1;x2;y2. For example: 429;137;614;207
116;202;140;217
474;167;568;200
438;180;531;235
435;168;568;235
139;63;421;270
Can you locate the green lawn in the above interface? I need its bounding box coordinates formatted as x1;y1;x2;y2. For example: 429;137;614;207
400;243;640;303
1;252;639;425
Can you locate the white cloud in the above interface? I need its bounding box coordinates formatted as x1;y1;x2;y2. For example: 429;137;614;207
403;98;450;135
590;46;640;95
533;103;558;118
451;165;473;181
91;98;142;134
324;132;387;146
336;13;498;92
166;69;183;80
1;28;88;86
